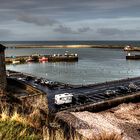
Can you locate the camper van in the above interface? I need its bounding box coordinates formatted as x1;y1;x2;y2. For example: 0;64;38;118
55;93;73;105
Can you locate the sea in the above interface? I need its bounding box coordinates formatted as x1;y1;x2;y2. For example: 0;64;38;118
4;40;140;85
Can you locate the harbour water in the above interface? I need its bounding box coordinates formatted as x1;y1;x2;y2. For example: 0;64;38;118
5;47;140;85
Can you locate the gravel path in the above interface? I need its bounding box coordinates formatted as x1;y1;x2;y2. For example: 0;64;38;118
57;103;140;140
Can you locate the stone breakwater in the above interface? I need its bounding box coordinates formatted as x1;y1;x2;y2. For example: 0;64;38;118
7;44;126;48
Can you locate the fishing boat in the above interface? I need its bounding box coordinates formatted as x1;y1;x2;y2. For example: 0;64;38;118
39;56;48;62
126;52;140;60
26;55;39;62
12;60;20;64
26;57;34;62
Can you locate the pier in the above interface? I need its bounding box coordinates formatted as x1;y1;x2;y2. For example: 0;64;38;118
5;53;78;64
7;70;140;113
126;51;140;60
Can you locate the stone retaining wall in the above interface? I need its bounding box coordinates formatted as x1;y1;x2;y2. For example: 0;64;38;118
7;78;49;113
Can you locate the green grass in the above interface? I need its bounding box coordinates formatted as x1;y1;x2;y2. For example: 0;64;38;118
0;110;42;140
0;120;41;140
0;93;48;140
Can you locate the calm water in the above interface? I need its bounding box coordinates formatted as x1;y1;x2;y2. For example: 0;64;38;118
6;47;140;85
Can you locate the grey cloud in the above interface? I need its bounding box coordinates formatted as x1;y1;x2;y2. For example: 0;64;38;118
54;25;77;34
78;27;91;33
0;0;140;18
0;0;139;27
0;0;140;40
17;13;58;26
97;28;122;36
97;28;140;37
1;0;140;9
54;25;91;34
0;29;12;37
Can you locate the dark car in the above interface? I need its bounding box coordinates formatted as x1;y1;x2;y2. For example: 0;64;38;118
116;86;130;93
34;78;41;84
40;79;46;86
25;76;34;81
77;95;87;103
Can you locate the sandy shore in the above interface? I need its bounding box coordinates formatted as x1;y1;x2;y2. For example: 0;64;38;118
57;103;140;140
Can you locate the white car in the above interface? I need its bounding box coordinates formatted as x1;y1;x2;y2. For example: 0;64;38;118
55;93;73;105
105;90;116;96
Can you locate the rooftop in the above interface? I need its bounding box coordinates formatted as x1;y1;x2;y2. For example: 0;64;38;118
55;93;73;98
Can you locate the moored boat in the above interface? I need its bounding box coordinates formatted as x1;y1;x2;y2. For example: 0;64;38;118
26;55;39;62
126;52;140;60
12;60;20;64
26;57;35;62
126;55;140;60
39;56;48;62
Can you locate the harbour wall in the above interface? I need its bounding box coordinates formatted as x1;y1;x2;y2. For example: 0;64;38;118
7;78;49;113
64;92;140;112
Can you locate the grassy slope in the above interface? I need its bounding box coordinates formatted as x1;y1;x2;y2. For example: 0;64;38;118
0;93;124;140
0;111;42;140
0;120;41;140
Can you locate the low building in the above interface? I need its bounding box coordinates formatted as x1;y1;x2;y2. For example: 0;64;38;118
124;45;133;51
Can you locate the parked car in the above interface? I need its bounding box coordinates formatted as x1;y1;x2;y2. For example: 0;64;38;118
105;90;116;97
34;78;41;84
17;77;26;81
40;79;46;86
116;86;130;93
45;81;59;88
77;95;88;103
128;82;138;92
25;76;34;81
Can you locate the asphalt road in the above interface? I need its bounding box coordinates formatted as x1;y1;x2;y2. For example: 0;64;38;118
7;70;140;112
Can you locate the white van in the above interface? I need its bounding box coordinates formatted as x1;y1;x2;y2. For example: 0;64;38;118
55;93;73;105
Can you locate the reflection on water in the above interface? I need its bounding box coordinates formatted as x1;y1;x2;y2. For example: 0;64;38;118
6;48;140;85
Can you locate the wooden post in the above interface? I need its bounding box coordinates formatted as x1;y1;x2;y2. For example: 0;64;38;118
0;44;6;95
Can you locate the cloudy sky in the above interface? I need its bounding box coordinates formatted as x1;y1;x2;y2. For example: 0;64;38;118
0;0;140;41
